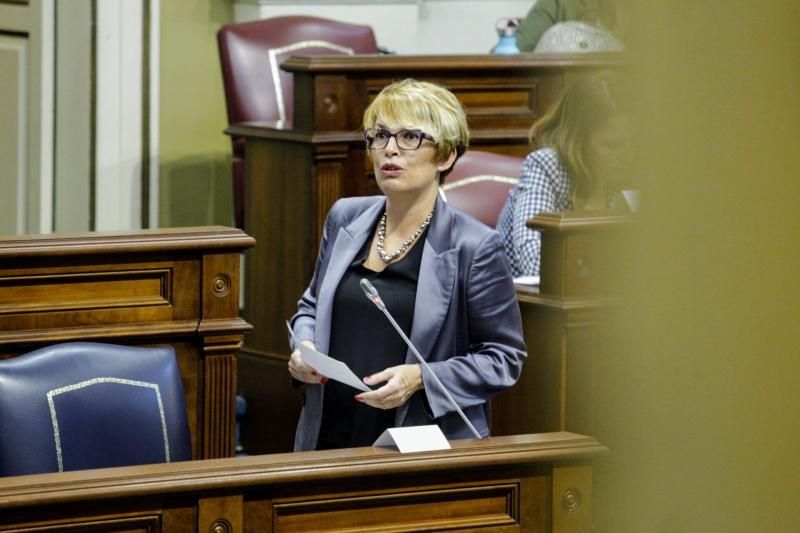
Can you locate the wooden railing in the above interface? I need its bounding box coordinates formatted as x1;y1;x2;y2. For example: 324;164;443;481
0;432;606;532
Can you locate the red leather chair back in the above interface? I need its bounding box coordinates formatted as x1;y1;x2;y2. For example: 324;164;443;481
441;150;524;228
218;16;378;125
217;16;379;228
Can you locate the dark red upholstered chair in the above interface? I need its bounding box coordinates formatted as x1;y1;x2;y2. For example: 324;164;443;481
217;16;380;229
440;150;524;228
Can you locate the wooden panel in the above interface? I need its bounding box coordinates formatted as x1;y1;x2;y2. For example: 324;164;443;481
0;258;199;340
273;482;520;531
0;515;162;532
534;211;630;299
243;139;313;358
0;268;170;314
564;323;596;435
199;495;243;533
552;466;593;533
238;351;299;455
0;433;606;532
203;354;237;458
0;227;254;460
493;213;630;439
493;302;566;436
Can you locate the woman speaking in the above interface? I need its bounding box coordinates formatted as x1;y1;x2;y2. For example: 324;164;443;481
288;79;526;451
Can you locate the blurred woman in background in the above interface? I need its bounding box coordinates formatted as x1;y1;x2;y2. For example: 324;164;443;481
496;74;633;277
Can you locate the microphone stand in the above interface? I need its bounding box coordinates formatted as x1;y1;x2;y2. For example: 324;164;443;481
360;278;482;439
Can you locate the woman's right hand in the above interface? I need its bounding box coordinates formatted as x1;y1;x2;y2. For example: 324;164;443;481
288;340;328;384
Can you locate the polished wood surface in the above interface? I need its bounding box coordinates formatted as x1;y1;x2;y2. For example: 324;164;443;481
227;53;622;454
0;432;606;532
0;227;255;459
492;211;631;437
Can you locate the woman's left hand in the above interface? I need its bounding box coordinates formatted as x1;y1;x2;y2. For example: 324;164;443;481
356;364;423;410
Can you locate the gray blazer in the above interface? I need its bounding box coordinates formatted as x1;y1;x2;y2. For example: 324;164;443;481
290;195;526;451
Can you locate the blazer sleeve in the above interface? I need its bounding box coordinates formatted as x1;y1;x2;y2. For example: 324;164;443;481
289;205;336;348
422;231;527;419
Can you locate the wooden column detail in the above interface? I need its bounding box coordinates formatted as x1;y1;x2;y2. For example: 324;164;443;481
199;495;244;533
199;249;249;458
552;465;593;533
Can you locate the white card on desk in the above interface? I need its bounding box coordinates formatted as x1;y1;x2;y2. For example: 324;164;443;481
622;189;640;212
373;425;451;453
286;321;371;392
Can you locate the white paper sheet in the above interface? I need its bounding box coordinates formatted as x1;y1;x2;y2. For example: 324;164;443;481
513;275;540;286
286;321;371;392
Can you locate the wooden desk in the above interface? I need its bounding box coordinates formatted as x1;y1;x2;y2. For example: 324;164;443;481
492;212;631;437
0;432;606;532
227;53;621;454
0;227;254;459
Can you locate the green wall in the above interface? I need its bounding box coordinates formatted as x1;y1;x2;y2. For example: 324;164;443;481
159;0;233;227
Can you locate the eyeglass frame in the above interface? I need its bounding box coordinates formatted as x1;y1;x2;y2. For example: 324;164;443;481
363;127;436;151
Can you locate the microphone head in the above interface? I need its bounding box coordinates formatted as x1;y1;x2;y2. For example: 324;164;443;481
359;278;385;309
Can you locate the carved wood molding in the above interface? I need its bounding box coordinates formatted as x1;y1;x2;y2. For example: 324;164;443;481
0;226;254;257
0;320;199;347
282;53;623;73
0;433;606;508
203;354;237;459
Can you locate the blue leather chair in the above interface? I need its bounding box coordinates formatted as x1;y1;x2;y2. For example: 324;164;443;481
0;342;192;477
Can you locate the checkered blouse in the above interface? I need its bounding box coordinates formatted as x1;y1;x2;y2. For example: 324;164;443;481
496;147;573;277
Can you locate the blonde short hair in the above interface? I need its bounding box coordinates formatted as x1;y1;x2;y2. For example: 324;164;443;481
363;79;470;181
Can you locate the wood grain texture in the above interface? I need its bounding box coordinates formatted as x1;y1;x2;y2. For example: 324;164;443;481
0;227;254;460
492;212;631;438
0;432;606;532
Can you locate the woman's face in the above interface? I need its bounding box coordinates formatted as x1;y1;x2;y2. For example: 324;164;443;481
585;115;633;185
368;120;454;199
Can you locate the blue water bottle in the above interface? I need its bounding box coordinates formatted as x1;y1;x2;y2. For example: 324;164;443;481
493;18;520;55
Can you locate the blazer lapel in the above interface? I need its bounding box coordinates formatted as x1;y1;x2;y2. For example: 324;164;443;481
315;199;384;354
406;196;458;365
395;196;458;426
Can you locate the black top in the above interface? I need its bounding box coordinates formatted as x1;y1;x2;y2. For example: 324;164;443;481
316;226;427;450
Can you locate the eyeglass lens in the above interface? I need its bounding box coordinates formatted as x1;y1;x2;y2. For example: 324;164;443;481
365;128;428;150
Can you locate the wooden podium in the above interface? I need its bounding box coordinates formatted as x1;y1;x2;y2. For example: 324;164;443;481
492;211;631;437
0;227;254;459
227;53;621;453
0;432;606;532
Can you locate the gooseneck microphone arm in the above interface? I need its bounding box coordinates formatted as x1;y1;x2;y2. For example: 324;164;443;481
359;278;482;439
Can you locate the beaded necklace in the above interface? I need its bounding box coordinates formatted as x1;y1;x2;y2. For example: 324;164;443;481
375;211;433;264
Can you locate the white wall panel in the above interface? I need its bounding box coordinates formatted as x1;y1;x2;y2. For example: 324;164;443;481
0;0;54;235
0;36;28;235
54;0;92;232
95;0;143;231
235;0;531;54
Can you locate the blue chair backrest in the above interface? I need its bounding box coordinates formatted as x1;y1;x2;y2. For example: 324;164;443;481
0;342;192;477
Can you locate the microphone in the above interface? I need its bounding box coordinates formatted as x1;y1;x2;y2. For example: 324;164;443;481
359;278;482;439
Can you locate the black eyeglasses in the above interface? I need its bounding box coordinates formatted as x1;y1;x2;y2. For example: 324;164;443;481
364;128;435;151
